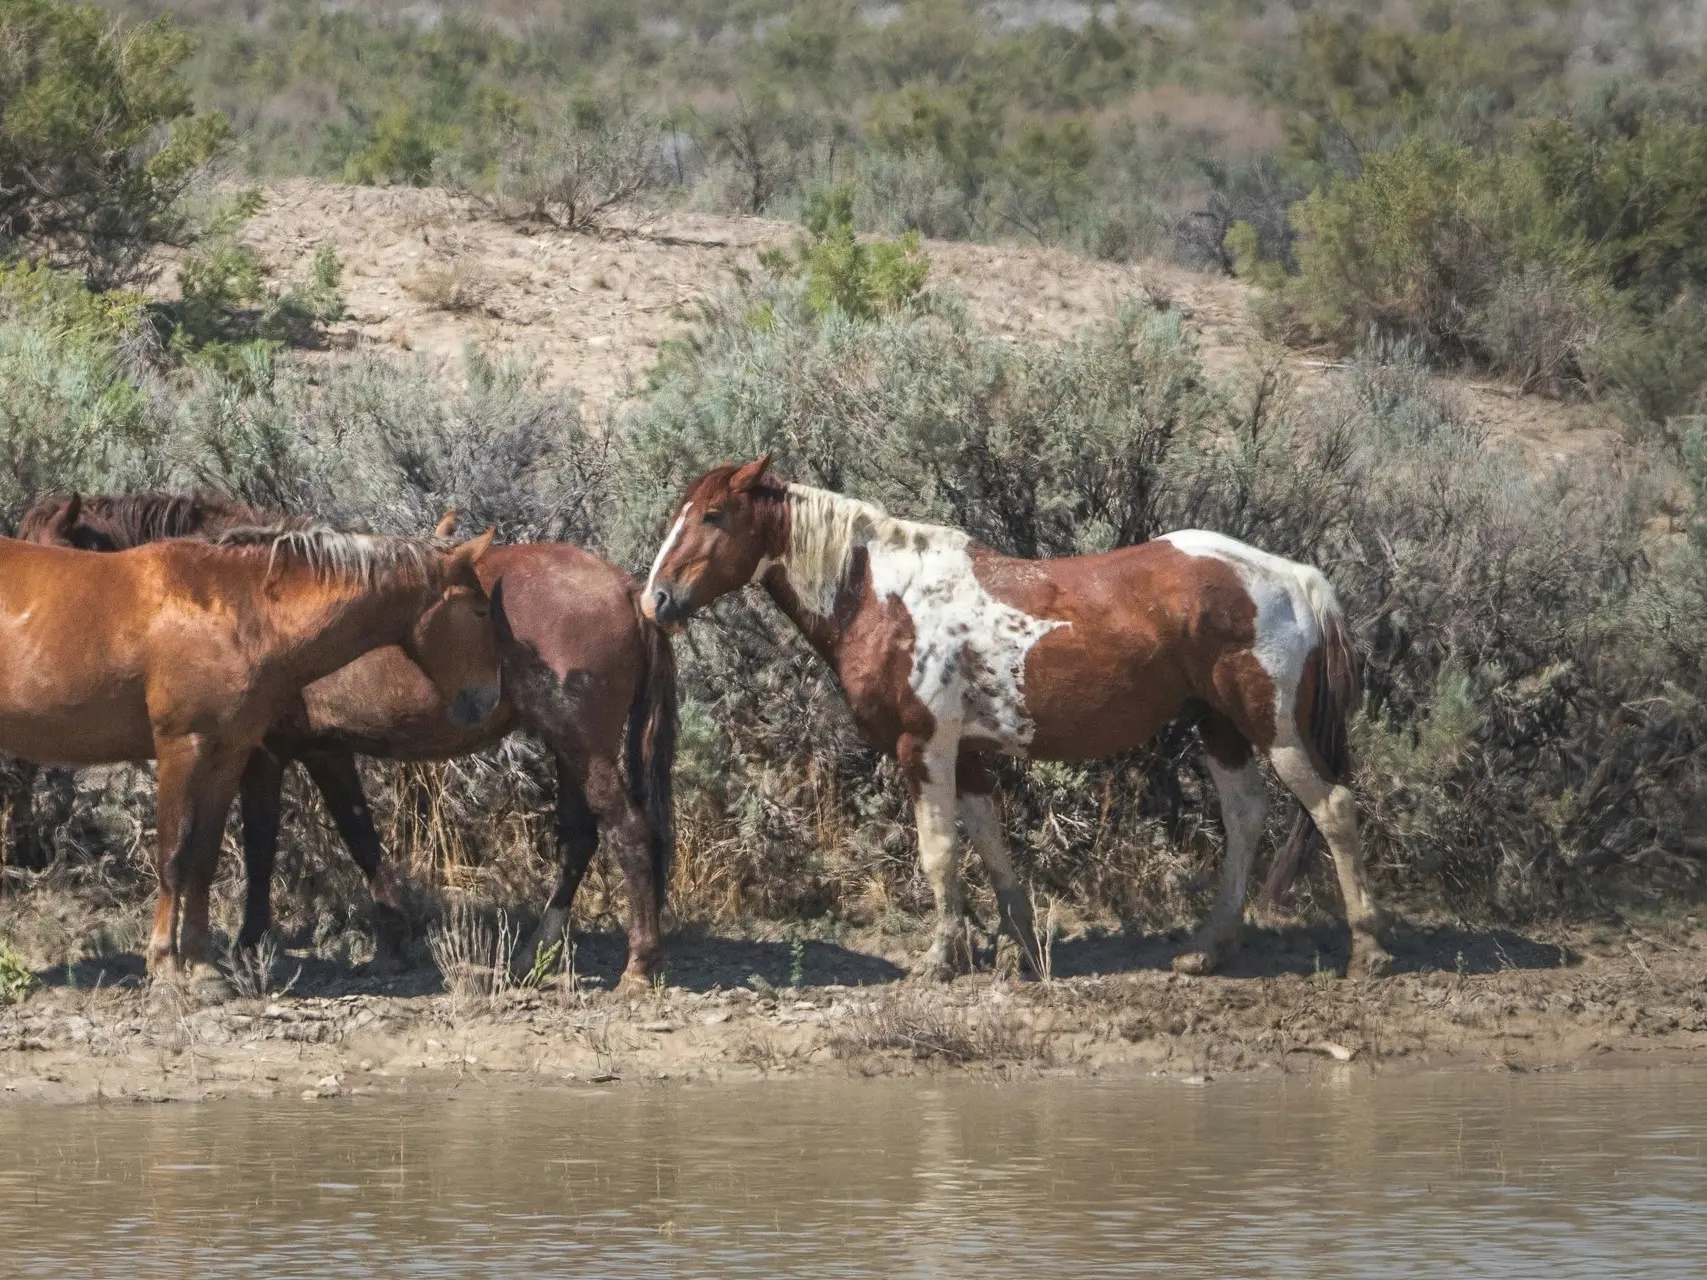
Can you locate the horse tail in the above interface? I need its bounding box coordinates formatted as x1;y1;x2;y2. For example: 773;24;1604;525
1263;570;1360;907
626;599;678;914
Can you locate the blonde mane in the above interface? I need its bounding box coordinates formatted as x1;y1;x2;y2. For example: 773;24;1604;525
211;525;445;589
780;484;965;615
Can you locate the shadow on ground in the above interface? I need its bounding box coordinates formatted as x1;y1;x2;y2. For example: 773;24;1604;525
1049;920;1578;980
32;919;1570;997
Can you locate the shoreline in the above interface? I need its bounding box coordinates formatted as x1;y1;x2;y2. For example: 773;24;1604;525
5;919;1705;1106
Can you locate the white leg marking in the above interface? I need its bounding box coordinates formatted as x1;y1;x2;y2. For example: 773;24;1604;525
961;791;1042;972
1174;757;1266;975
914;739;965;979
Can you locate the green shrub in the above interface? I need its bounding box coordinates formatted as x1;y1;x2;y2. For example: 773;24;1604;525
1285;136;1500;354
0;0;227;289
760;188;930;321
0;939;32;1004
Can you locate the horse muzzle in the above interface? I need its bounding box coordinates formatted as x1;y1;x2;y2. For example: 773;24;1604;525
648;585;691;628
448;684;502;728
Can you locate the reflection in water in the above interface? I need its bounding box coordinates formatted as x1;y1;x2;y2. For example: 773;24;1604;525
1;1070;1705;1278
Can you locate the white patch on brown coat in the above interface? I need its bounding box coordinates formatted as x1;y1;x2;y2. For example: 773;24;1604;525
778;485;1067;750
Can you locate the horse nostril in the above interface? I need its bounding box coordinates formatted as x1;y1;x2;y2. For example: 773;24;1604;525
652;587;672;618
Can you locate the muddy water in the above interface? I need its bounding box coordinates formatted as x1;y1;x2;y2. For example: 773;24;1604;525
2;1070;1704;1278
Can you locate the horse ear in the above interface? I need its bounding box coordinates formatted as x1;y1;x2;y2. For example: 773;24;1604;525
448;528;496;583
434;508;459;538
731;455;773;493
52;493;82;538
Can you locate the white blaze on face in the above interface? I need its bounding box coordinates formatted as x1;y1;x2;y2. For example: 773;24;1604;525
868;534;1067;752
646;505;691;599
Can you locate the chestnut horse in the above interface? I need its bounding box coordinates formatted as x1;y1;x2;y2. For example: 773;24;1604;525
645;458;1391;980
0;523;499;987
19;493;678;983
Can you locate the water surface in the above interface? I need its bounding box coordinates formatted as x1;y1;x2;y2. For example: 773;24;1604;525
2;1069;1703;1278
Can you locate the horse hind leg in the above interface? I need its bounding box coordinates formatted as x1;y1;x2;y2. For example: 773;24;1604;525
300;750;412;973
1268;736;1392;979
1174;714;1267;977
520;751;601;979
570;752;662;988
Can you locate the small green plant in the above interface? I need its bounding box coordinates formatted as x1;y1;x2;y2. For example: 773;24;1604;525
761;186;929;321
788;934;805;988
522;939;563;990
0;940;34;1005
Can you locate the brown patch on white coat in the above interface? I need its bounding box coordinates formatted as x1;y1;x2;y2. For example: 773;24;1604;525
646;458;1389;981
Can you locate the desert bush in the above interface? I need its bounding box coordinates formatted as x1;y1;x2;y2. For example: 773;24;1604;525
1470;264;1618;397
1284;137;1501;355
852;149;973;241
0;0;228;289
474;96;663;231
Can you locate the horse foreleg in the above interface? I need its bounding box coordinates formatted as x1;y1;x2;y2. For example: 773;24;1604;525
1;756;42;871
301;750;411;973
902;731;969;981
959;793;1042;973
1174;728;1268;977
153;737;245;997
237;749;285;953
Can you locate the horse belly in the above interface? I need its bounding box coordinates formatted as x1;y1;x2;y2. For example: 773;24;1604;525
1012;630;1189;762
0;690;154;764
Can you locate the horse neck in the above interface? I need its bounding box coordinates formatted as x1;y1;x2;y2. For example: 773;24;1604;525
759;563;863;667
257;564;434;684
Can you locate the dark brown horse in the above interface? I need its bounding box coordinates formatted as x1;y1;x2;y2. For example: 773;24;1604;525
644;458;1391;980
0;523;500;987
20;492;678;984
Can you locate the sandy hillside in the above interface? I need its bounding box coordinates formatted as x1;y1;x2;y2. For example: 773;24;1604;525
237;179;1617;459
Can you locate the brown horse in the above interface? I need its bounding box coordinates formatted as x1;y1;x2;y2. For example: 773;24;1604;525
0;522;499;987
20;493;678;983
644;458;1391;980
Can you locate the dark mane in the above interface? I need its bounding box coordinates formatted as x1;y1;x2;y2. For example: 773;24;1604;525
17;491;309;548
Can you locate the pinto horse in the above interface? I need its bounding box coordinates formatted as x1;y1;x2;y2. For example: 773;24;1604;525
0;522;499;987
20;493;678;983
644;458;1392;980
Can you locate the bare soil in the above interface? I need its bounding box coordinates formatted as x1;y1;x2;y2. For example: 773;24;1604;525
236;179;1619;458
5;915;1704;1105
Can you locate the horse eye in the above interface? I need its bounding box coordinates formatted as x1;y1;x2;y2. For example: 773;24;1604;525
703;508;727;528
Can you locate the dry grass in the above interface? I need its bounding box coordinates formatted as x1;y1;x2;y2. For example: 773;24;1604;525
828;988;1047;1066
221;934;294;1000
405;255;496;314
426;900;518;1012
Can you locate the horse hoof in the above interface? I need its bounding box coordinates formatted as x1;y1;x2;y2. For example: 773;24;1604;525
1348;941;1394;980
188;964;235;1005
368;949;410;978
1171;950;1218;977
908;948;960;983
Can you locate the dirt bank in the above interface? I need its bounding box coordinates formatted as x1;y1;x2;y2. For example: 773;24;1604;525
4;916;1704;1105
234;179;1616;459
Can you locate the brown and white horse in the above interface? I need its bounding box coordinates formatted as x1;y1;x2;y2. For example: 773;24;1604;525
644;458;1391;980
